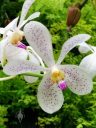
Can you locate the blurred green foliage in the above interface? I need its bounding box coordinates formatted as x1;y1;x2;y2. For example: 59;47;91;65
0;0;96;127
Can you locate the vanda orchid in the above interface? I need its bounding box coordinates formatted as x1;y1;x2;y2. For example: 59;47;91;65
3;21;93;114
79;43;96;78
0;0;40;66
0;0;45;83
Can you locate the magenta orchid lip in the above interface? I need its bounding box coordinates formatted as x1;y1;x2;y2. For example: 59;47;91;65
58;80;67;90
17;42;27;49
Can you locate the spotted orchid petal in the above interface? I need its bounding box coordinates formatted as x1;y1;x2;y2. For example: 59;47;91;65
57;34;91;64
3;60;46;75
59;65;93;95
18;0;35;27
80;53;96;78
37;73;64;114
24;51;40;83
79;42;94;53
24;21;55;67
19;12;40;28
4;43;28;61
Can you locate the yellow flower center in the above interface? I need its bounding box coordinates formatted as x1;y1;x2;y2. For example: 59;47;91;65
51;66;64;83
10;30;24;45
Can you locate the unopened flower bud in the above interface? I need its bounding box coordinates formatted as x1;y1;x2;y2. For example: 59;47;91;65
66;5;81;31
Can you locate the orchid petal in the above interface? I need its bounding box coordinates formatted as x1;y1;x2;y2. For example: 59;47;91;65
0;39;8;60
80;53;96;78
24;76;38;83
4;43;28;61
91;46;96;52
27;46;45;67
37;73;64;114
0;38;9;66
24;51;40;83
27;51;40;65
0;28;5;34
5;17;18;31
57;34;91;64
3;30;13;39
18;0;35;27
3;60;46;75
26;12;40;21
24;21;55;67
19;12;40;28
79;42;93;53
0;17;18;35
59;65;93;95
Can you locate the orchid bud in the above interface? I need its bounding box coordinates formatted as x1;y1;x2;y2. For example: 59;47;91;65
66;5;81;31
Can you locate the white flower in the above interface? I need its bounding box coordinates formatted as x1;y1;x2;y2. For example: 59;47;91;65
0;0;43;83
79;43;96;78
0;0;40;65
3;21;92;114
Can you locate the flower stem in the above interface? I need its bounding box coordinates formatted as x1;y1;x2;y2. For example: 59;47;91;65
0;72;44;82
0;75;16;81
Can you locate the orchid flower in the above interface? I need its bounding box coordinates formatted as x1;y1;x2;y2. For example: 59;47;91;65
0;0;40;65
3;21;93;114
0;0;44;83
0;0;40;36
79;43;96;78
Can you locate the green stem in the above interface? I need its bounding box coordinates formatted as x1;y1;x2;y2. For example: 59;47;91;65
0;72;44;82
0;75;16;81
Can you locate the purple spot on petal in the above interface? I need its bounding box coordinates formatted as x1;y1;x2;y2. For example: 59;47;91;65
58;81;67;91
17;41;27;49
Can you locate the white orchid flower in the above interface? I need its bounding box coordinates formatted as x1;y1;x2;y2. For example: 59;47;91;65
3;21;92;114
0;0;40;65
0;0;43;83
79;43;96;78
0;0;40;36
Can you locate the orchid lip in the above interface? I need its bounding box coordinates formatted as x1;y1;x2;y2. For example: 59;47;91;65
58;80;67;90
17;42;27;49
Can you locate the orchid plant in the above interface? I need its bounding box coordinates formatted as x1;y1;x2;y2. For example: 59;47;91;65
3;21;93;114
0;0;44;83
